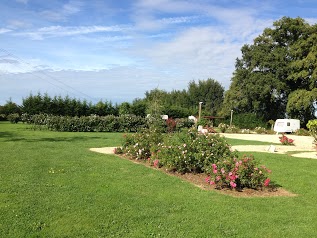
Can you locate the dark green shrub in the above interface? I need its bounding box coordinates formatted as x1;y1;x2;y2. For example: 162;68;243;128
232;113;267;129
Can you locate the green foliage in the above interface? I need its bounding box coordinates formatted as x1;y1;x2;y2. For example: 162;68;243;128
187;79;224;116
7;113;20;123
21;93;119;117
294;128;310;136
152;128;235;173
286;89;317;126
207;155;271;190
232;113;267;129
227;125;240;133
23;114;147;132
222;17;317;122
307;119;317;142
254;127;267;134
175;118;195;131
218;123;228;133
121;127;164;160
0;99;21;116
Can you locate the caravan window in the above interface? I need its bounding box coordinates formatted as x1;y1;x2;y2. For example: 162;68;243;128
287;122;290;126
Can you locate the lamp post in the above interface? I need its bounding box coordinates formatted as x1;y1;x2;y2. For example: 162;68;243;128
198;102;203;123
230;109;233;127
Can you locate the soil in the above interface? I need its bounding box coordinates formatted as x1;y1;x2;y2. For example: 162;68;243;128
117;154;297;198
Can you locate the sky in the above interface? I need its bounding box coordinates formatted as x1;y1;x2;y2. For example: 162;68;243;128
1;0;317;105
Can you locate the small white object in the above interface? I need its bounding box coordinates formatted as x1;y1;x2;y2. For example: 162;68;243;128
266;145;276;153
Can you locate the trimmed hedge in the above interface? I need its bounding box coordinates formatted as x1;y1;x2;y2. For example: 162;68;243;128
22;113;195;132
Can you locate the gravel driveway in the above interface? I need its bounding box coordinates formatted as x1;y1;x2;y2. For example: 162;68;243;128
222;133;316;159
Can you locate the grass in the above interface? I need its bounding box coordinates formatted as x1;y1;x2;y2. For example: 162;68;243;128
1;122;317;237
225;137;280;146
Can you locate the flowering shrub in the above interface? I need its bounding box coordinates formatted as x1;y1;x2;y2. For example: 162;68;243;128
279;134;294;145
206;155;272;190
151;128;236;173
227;125;240;133
121;127;163;160
218;123;229;133
254;127;267;134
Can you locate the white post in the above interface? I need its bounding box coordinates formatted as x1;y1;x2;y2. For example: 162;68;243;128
230;109;233;127
198;102;203;123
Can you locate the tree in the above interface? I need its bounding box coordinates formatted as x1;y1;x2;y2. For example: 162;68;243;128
188;79;224;116
118;102;131;115
286;89;317;125
222;17;317;123
0;99;21;116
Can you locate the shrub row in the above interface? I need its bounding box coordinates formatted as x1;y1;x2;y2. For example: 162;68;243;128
21;113;194;132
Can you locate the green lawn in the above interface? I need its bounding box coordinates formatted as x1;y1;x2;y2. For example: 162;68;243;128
1;122;317;237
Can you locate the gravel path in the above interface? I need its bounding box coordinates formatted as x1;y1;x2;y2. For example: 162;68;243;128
89;133;317;159
222;133;316;159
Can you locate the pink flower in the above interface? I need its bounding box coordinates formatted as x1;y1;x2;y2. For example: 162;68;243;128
221;168;225;174
153;159;159;167
229;172;233;176
205;176;210;183
213;169;218;174
212;164;217;169
229;175;237;181
216;176;221;181
210;181;215;185
230;181;237;188
264;178;270;187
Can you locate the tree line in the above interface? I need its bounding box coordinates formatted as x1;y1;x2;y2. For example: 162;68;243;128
1;17;316;127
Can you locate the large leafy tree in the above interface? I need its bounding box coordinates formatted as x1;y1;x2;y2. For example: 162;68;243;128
187;79;224;116
222;17;317;124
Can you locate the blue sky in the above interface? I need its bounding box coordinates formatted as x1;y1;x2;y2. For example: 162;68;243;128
1;0;317;105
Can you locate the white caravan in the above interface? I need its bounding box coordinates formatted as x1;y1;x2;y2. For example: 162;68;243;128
273;119;300;133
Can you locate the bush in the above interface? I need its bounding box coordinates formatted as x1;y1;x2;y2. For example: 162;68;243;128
0;114;7;121
175;118;195;131
294;128;310;136
279;134;294;145
151;128;236;173
7;113;20;123
232;113;267;129
227;125;240;133
121;127;164;160
218;123;229;133
254;127;267;134
206;155;271;190
307;119;317;142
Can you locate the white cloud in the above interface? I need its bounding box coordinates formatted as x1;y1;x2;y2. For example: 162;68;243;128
0;28;12;34
40;0;83;21
15;25;130;40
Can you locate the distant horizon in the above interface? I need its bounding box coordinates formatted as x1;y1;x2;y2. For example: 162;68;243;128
1;0;317;105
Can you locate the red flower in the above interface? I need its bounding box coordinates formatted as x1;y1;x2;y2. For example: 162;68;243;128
264;178;270;187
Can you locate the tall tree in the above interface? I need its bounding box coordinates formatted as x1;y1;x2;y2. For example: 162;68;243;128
188;79;224;116
222;17;317;123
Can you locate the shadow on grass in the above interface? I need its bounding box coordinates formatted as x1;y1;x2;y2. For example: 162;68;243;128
3;136;103;143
